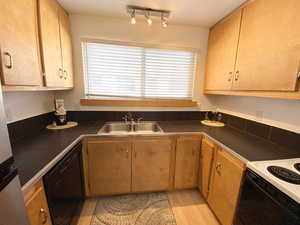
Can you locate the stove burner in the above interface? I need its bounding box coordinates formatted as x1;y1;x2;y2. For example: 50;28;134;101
294;163;300;173
267;166;300;185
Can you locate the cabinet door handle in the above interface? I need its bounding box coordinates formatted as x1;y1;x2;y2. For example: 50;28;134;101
40;208;48;224
4;52;13;69
234;70;240;81
228;72;233;82
123;148;129;158
63;70;67;80
58;68;63;79
216;163;222;175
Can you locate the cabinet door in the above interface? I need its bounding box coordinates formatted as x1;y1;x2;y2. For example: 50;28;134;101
87;139;131;195
0;0;41;86
25;180;52;225
205;10;242;90
38;0;63;87
132;137;172;192
59;7;74;88
199;137;215;199
233;0;300;91
174;136;201;189
208;150;245;225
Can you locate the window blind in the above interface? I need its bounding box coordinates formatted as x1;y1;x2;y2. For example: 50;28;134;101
83;42;196;100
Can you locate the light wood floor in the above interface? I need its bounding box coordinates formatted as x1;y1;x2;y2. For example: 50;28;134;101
76;189;220;225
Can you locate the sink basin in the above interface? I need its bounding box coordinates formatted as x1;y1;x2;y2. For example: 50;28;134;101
134;122;163;133
98;122;163;134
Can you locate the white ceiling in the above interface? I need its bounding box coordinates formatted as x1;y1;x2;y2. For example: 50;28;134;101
58;0;246;27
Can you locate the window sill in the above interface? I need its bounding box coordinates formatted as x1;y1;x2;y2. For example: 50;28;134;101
80;98;198;107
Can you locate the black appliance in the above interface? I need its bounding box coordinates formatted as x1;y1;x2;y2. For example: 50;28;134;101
234;169;300;225
44;142;85;225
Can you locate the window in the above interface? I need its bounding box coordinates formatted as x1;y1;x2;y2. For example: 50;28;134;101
82;41;197;100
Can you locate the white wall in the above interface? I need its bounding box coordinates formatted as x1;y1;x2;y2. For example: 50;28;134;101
212;95;300;133
2;91;55;123
58;14;215;111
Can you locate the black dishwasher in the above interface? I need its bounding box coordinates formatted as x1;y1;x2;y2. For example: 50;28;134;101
44;142;85;225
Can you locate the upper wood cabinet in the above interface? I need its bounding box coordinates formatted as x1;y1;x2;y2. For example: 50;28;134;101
233;0;300;91
205;0;300;95
59;7;74;88
174;136;201;189
24;180;52;225
38;0;73;88
208;149;245;225
86;138;132;196
205;10;242;91
0;0;42;86
132;137;173;192
199;137;216;199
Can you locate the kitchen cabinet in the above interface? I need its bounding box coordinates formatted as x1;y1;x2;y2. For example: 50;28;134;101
208;149;245;225
0;0;42;86
205;0;300;98
233;0;300;91
86;138;132;196
38;0;73;88
59;6;74;88
174;136;201;189
205;10;242;91
24;180;52;225
199;137;216;199
132;137;173;192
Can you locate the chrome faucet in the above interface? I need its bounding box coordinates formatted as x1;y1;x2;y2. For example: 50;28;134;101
123;112;135;132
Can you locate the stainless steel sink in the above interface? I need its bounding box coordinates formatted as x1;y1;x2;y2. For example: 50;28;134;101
98;122;163;134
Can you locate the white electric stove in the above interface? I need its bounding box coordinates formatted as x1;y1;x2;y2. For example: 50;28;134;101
247;158;300;204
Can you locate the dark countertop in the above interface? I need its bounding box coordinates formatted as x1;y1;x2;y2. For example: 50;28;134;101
12;120;300;188
159;121;300;161
12;121;104;187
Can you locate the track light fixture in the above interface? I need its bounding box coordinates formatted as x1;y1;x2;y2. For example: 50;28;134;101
127;5;170;27
145;11;152;25
161;14;168;28
130;9;136;24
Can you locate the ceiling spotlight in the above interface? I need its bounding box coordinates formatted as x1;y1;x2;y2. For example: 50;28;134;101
161;14;168;28
130;10;136;24
145;11;152;25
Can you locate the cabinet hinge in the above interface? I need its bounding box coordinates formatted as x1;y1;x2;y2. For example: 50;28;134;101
297;71;300;80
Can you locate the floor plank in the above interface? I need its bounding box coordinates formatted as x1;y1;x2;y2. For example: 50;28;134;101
76;189;219;225
168;190;220;225
76;198;97;225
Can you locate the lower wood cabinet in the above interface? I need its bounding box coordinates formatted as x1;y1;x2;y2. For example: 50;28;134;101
199;136;216;199
208;149;245;225
174;135;202;189
24;180;52;225
86;137;132;196
132;137;173;192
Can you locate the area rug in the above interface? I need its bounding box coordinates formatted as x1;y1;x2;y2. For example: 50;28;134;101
90;192;176;225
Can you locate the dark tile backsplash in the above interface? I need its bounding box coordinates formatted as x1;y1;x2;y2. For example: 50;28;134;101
269;127;300;150
7;110;300;152
67;111;205;122
7;112;53;144
223;113;300;151
245;120;271;140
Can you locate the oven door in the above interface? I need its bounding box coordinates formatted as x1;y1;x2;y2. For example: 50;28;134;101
235;170;300;225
